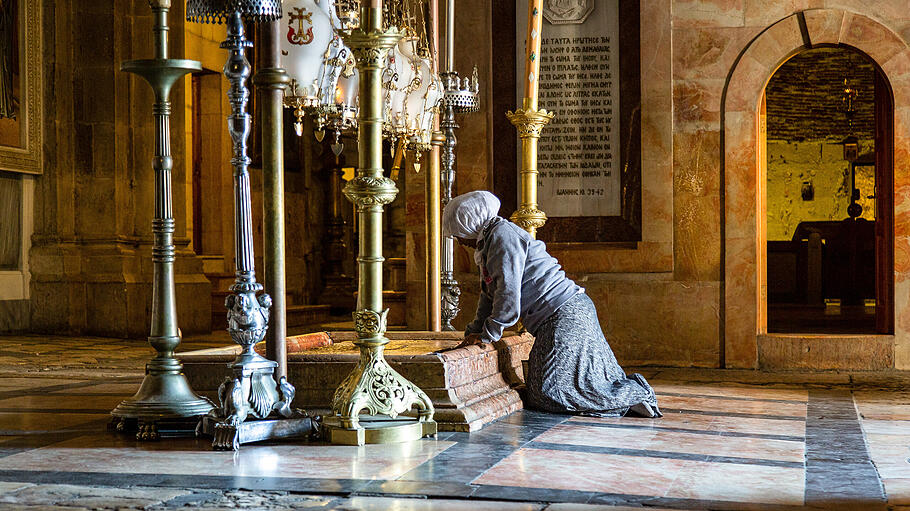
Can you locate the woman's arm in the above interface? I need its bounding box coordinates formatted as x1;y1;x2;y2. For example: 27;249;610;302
464;290;493;336
478;229;527;342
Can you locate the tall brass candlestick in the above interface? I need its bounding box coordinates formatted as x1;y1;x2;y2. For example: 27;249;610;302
507;0;554;238
325;0;437;445
110;0;213;441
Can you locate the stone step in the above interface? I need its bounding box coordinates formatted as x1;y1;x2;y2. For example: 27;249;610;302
181;331;533;432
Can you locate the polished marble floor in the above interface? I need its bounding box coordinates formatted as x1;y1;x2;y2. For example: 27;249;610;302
0;335;908;509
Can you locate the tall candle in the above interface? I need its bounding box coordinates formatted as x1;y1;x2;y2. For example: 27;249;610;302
522;0;543;110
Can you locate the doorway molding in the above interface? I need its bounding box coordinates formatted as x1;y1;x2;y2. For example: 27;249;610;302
722;9;910;369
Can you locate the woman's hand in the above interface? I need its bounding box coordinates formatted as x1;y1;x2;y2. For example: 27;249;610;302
452;333;486;350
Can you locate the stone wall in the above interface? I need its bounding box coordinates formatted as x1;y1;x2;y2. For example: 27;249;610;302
766;140;875;241
23;0;210;337
766;47;875;142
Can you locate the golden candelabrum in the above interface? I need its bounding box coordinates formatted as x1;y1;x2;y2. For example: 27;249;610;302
323;0;437;446
507;98;554;237
508;0;554;238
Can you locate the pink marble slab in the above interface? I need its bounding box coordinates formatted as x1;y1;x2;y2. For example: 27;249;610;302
535;424;804;463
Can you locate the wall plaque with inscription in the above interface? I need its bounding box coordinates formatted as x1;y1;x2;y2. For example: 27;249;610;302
511;0;641;243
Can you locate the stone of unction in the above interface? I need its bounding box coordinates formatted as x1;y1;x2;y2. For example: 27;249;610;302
182;332;533;431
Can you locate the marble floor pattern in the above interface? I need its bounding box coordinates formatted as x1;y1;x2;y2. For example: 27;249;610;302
0;336;908;509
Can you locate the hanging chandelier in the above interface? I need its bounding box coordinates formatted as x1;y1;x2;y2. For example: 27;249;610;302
280;0;442;160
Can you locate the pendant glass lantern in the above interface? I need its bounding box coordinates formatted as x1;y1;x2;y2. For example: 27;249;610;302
383;38;419;138
281;0;336;135
405;55;442;150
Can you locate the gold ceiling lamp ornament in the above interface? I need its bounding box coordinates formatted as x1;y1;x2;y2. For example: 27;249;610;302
322;0;436;446
508;0;554;238
842;76;859;131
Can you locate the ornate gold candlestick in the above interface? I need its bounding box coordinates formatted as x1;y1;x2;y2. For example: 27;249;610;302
508;0;554;238
323;0;436;446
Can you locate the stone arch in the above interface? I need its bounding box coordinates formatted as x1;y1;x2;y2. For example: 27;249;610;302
722;9;910;368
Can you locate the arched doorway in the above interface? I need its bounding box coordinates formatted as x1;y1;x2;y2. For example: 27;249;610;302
722;9;910;369
763;46;894;335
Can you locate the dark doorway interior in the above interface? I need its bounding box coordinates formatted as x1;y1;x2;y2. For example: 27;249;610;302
765;46;893;334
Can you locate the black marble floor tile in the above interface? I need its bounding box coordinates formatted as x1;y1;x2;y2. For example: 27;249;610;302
662;408;806;421
358;479;477;498
568;420;805;442
398;442;518;484
496;410;571;428
804;390;886;505
446;420;558;446
657;391;808;405
589;493;810;510
470;483;596;503
526;441;804;468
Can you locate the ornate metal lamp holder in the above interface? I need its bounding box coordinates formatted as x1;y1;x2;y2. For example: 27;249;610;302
439;67;478;330
438;0;479;330
110;0;214;441
186;0;314;451
321;0;436;446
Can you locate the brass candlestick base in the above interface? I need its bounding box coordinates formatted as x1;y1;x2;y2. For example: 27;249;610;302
506;101;555;237
322;311;436;445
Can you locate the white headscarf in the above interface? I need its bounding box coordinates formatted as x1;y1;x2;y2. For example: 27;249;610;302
442;191;501;239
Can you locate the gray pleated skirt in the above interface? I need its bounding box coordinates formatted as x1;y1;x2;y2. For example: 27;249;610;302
525;293;660;417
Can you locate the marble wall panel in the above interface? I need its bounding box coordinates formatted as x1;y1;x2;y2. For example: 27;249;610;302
582;279;721;367
839;12;906;67
672;0;745;29
674;79;725;130
744;15;805;72
743;0;813;28
672;27;760;81
674;130;721;281
897;278;910;369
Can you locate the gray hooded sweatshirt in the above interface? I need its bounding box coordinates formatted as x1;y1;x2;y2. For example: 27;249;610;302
465;217;583;342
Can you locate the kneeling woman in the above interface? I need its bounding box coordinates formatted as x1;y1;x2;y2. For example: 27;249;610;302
443;191;661;417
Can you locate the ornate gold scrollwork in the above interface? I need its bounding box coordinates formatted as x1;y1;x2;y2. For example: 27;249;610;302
331;342;434;428
505;107;555;138
343;175;399;208
510;207;548;231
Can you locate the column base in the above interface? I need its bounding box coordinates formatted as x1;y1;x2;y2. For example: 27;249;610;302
322;415;437;446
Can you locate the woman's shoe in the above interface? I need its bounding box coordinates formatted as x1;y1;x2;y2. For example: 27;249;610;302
630;373;663;417
626;401;660;418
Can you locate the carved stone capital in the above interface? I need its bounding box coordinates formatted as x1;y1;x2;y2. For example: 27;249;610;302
510;207;548;231
343;175;399;208
505;107;555;138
